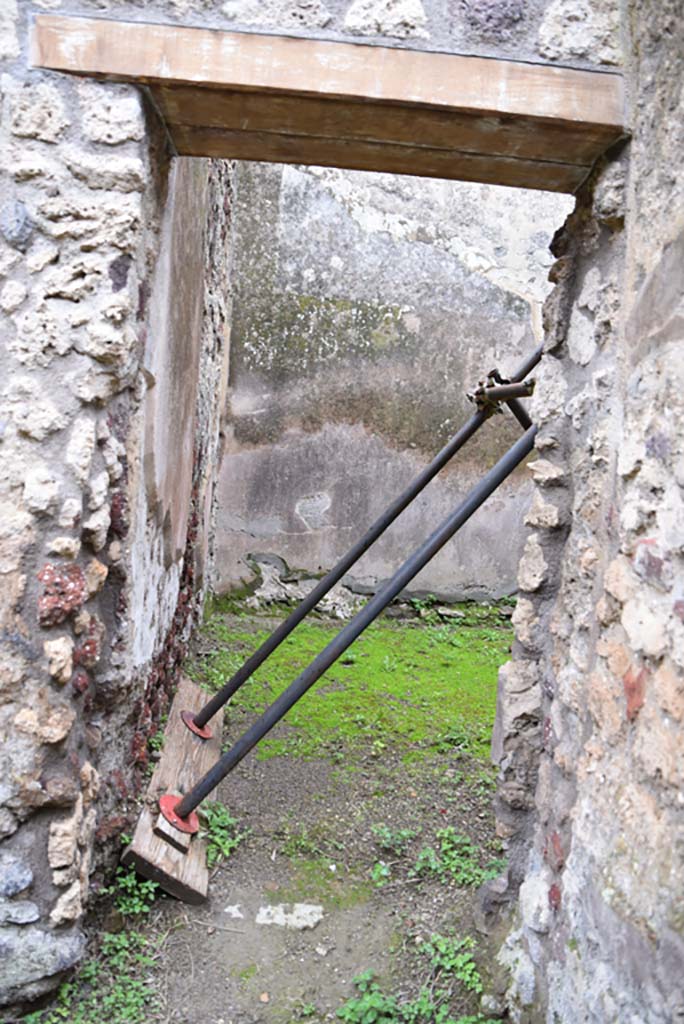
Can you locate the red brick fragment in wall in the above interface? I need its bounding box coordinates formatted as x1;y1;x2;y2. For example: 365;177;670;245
548;883;562;911
37;563;87;626
544;830;565;871
73;619;105;669
72;669;90;696
96;814;130;842
110;490;129;537
623;666;648;721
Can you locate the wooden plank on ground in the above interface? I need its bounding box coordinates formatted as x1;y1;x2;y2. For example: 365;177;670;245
31;14;626;194
122;674;223;904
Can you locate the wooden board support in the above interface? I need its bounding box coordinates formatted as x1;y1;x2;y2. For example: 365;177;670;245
31;15;626;194
122;674;223;904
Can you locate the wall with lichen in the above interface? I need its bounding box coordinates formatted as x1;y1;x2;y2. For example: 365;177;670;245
0;3;234;1009
491;2;684;1020
215;161;569;601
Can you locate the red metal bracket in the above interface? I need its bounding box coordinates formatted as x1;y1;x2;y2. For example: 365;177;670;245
181;709;213;740
159;794;200;835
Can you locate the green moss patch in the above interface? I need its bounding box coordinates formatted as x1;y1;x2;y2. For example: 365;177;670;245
188;604;512;764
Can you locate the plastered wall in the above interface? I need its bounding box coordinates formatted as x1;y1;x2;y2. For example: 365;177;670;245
215;161;570;602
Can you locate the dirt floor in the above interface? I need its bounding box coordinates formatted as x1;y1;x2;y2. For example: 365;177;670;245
23;601;514;1024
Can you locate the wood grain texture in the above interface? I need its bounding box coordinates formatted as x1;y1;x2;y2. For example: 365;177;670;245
155;84;618;165
168;123;589;193
122;675;223;904
31;14;626;194
31;15;624;125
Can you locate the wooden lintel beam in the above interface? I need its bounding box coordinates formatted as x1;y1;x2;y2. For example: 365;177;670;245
169;124;589;193
31;14;626;193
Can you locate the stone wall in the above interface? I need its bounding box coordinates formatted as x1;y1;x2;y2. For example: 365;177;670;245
492;1;684;1020
215;161;569;601
0;3;234;1007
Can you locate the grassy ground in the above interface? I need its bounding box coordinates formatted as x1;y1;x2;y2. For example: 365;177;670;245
22;599;514;1024
189;598;513;764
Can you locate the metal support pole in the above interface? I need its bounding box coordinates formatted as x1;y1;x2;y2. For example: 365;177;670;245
188;346;542;735
172;424;536;820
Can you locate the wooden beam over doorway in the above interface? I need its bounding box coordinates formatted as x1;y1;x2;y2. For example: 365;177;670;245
32;15;626;193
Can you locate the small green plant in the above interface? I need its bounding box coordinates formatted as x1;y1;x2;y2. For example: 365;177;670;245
23;930;160;1024
371;824;418;857
410;830;502;887
334;956;498;1024
418;934;483;994
437;828;502;887
281;825;325;858
199;801;247;868
147;730;165;753
409;594;438;620
294;1001;319;1019
410;845;442;878
433;718;474;755
370;860;392;887
105;866;159;917
336;970;401;1023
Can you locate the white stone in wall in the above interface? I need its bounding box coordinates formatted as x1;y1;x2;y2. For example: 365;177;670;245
520;871;553;934
0;244;20;279
9;82;70;142
23;463;60;515
82;506;111;552
0;501;33;575
58;497;82;530
66;417;96;485
524;492;563;530
43;637;74;685
7;377;67;440
517;535;547;592
72;364;125;405
88;471;110;512
65;149;146;193
528;459;566;487
41;256;103;303
344;0;428;39
11;305;72;367
0;0;20;61
77;81;145;145
50;880;82;926
77;320;135;367
47;536;80;559
84;559;108;596
512;596;538;647
566;306;596;367
10;148;64;187
537;0;621;66
0;280;26;313
530;355;567;425
26;242;58;274
222;0;333;28
14;703;75;745
621;597;668;659
36;193;142;252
